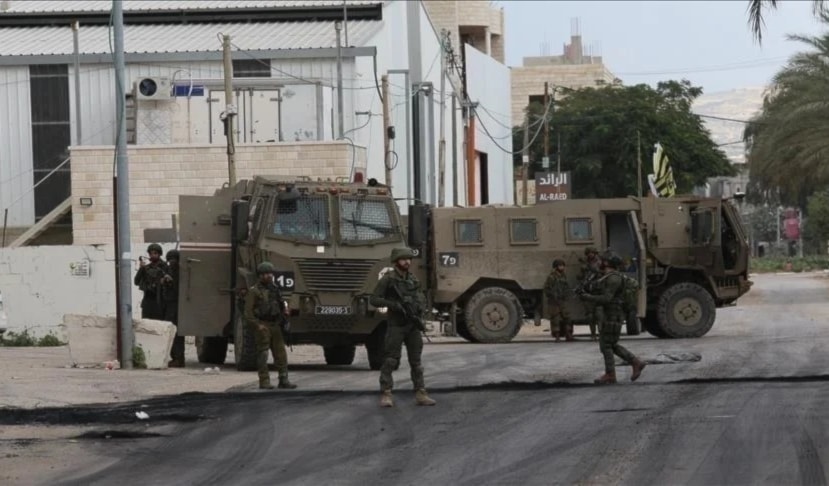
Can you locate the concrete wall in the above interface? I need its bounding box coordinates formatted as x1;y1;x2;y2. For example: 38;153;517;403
70;141;366;245
422;0;505;63
510;63;617;125
0;243;180;338
465;44;514;206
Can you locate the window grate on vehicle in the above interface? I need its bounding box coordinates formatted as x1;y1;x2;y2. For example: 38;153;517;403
295;259;376;291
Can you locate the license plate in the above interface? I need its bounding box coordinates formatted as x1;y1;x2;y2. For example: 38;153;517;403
315;305;352;315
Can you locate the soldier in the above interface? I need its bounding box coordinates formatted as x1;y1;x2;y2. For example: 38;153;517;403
543;259;573;342
578;247;602;340
134;243;169;321
244;262;297;390
163;249;185;368
370;248;436;408
578;253;647;384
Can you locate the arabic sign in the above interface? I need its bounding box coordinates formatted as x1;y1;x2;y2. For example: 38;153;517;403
534;171;571;203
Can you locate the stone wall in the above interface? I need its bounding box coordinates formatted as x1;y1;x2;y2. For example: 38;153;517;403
70;142;366;245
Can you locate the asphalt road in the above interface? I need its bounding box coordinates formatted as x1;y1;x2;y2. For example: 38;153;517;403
7;273;829;486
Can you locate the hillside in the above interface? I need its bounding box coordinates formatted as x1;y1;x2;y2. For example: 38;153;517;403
691;86;766;164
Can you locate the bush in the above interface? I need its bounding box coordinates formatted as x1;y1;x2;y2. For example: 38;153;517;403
750;256;829;273
132;345;147;369
0;329;65;347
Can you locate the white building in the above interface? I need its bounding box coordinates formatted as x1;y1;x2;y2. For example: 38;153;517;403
0;0;513;244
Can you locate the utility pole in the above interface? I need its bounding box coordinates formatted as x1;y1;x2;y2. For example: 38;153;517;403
72;21;82;143
637;130;642;197
522;111;530;206
113;0;133;369
335;21;344;139
221;34;237;186
543;82;549;162
381;74;392;187
438;29;448;207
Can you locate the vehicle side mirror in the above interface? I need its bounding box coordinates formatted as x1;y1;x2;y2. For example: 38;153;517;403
231;200;250;242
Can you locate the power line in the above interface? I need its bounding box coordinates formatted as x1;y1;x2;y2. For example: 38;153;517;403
616;56;789;76
696;113;759;124
473;97;554;155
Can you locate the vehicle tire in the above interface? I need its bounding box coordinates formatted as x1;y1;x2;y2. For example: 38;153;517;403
625;309;642;336
196;336;228;364
643;311;668;338
233;311;258;371
366;322;387;370
656;282;716;338
454;316;477;342
324;345;357;365
463;287;523;343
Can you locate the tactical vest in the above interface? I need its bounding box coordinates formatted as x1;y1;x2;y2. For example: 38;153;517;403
253;285;283;322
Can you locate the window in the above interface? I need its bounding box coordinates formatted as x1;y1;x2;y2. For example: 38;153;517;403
510;218;538;245
691;208;715;245
233;59;271;78
565;217;593;243
455;219;483;245
339;196;398;243
271;195;329;242
30;64;70;221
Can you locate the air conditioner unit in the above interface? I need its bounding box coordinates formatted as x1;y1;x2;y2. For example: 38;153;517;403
134;76;171;100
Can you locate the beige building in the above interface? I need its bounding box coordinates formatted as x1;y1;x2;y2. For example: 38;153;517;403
422;0;505;63
511;33;618;125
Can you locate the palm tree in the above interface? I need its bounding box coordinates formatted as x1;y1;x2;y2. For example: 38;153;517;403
748;0;826;43
744;11;829;204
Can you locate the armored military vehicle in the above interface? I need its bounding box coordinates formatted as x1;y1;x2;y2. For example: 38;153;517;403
407;195;751;343
176;175;406;371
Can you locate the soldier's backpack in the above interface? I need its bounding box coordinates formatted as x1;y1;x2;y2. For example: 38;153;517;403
619;273;640;313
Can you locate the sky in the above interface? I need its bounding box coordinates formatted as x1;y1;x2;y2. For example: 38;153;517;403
501;0;825;94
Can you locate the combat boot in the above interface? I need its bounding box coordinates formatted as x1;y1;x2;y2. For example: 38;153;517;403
168;359;184;368
593;372;617;385
259;380;275;390
277;377;297;389
630;358;647;382
415;389;436;406
380;390;394;408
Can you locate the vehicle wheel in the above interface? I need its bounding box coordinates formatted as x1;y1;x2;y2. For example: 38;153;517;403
643;311;668;338
463;287;522;343
625;309;642;336
366;322;387;370
656;282;716;338
454;316;477;342
324;345;357;365
196;336;228;364
233;311;258;371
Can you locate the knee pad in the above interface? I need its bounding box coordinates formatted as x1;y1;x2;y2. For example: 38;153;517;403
384;357;399;369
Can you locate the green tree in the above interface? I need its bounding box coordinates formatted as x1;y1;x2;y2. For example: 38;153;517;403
804;190;829;254
512;80;734;199
744;13;829;208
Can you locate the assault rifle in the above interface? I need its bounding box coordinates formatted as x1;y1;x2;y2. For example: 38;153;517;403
390;284;431;343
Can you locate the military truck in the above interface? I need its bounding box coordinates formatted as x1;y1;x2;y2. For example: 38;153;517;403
406;195;752;343
176;175;408;371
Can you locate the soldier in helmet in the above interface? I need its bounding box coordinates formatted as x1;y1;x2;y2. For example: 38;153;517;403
578;253;646;384
578;247;602;340
370;248;436;408
134;243;169;321
543;258;573;342
162;249;185;368
244;261;297;390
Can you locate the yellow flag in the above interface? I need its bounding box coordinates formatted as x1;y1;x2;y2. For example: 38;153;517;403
651;143;676;197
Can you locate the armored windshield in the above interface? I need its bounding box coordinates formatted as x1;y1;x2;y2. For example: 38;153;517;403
271;194;329;242
339;196;399;244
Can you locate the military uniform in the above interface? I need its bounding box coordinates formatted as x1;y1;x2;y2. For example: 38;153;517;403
370;248;435;407
244;262;296;389
543;262;572;341
163;250;184;367
578;248;602;340
580;255;646;384
134;243;169;320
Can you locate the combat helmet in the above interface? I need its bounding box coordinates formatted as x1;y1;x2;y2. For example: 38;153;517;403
552;259;566;268
257;261;275;274
166;249;180;261
603;253;624;269
147;243;163;254
584;247;598;256
390;247;416;263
